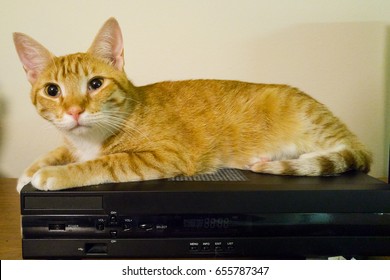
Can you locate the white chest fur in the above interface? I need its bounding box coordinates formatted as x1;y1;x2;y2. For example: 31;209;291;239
67;137;102;162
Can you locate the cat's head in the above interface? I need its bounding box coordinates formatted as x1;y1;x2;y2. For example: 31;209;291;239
13;18;134;139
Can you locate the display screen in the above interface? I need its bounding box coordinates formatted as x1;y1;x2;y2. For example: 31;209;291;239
179;215;244;233
183;217;232;229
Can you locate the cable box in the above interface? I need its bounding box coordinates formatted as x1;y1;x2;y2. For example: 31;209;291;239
20;169;390;259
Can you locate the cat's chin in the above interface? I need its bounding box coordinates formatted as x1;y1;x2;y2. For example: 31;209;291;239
67;125;92;136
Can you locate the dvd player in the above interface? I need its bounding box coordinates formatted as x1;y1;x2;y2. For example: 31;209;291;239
20;169;390;259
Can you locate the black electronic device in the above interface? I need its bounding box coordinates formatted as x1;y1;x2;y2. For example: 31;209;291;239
20;169;390;259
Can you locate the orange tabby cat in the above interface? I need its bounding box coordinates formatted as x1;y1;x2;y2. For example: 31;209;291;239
13;18;371;192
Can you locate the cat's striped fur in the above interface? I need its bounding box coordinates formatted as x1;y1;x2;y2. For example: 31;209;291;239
14;18;371;191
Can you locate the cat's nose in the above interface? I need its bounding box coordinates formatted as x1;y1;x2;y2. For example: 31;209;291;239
67;106;85;122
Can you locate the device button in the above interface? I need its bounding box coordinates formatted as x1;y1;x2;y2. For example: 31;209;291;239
215;246;223;252
227;245;235;251
123;222;132;231
189;245;199;251
226;241;235;251
201;242;211;251
85;243;107;255
202;245;210;251
110;230;118;238
139;223;154;231
96;223;105;231
189;242;199;252
109;214;118;224
48;224;66;231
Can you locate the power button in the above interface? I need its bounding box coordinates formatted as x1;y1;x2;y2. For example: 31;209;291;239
139;223;154;231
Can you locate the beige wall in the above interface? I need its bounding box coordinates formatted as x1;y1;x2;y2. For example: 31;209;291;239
0;0;389;178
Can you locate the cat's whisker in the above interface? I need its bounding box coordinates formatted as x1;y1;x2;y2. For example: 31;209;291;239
121;96;141;104
94;121;117;137
104;120;143;138
111;125;151;142
101;111;131;117
85;112;151;142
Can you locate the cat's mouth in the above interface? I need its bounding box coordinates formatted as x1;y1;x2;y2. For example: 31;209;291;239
54;115;95;135
69;123;92;133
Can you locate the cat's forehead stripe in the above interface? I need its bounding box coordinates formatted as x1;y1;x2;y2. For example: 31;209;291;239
54;55;91;82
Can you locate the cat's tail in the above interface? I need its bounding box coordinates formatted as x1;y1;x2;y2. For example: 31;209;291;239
250;145;372;176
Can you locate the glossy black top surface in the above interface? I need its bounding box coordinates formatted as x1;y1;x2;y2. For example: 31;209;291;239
21;169;389;193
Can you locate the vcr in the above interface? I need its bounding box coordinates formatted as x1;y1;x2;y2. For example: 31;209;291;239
20;169;390;259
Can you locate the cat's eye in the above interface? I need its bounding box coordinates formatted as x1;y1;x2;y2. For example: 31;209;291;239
88;77;104;91
45;84;61;97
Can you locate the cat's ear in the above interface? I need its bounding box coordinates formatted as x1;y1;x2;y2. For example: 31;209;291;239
13;33;54;84
88;18;124;71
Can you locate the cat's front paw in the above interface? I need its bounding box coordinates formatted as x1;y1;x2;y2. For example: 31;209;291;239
31;166;63;191
16;174;32;193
